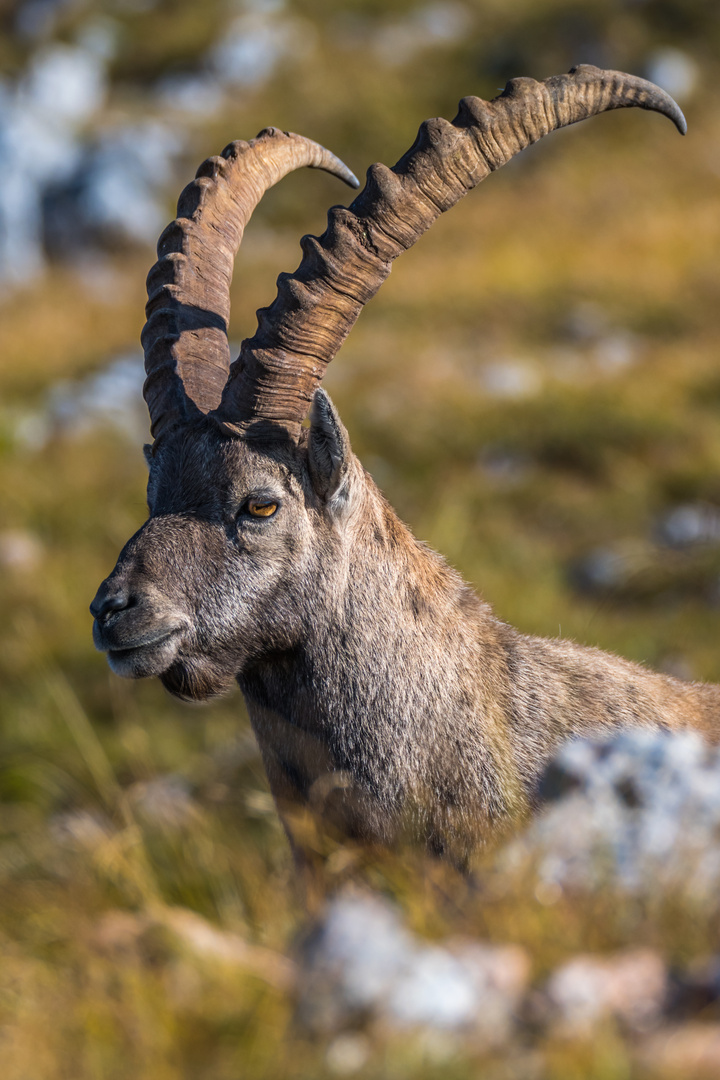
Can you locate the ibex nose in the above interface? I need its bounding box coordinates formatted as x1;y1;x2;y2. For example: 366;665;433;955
90;581;133;622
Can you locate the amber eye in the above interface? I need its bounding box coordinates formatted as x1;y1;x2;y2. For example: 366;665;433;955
247;498;278;518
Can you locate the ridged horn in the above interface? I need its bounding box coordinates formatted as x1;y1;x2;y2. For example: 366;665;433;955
213;65;685;440
141;128;359;440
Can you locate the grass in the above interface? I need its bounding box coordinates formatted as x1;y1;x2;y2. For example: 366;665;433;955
2;2;720;1074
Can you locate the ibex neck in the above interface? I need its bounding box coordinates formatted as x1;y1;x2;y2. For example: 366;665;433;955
242;485;485;713
237;480;520;850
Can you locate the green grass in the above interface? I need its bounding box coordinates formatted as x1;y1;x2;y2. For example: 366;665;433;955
2;2;720;1074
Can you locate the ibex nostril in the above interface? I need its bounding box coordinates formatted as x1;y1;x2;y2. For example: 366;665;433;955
90;585;132;622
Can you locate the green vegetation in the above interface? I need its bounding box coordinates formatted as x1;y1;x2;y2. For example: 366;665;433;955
1;1;720;1075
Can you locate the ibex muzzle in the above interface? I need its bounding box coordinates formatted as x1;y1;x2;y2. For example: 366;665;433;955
92;68;716;860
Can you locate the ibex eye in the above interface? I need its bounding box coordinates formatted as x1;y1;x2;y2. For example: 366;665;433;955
247;498;278;518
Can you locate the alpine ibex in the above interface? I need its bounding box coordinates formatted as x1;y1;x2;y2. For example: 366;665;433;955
91;67;719;861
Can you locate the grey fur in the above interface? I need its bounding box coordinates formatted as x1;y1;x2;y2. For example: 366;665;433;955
91;396;720;864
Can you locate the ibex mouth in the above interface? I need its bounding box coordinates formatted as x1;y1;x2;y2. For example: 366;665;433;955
106;628;184;679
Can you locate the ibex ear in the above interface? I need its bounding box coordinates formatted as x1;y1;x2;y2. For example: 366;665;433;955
308;389;352;506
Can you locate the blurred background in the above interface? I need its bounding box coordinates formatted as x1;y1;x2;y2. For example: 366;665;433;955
1;0;719;1076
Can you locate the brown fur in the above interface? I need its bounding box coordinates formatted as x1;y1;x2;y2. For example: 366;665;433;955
91;396;720;863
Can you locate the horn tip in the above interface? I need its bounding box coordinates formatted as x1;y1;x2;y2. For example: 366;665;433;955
567;63;688;136
650;94;687;136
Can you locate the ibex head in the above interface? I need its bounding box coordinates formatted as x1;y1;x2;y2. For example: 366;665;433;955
92;395;362;700
91;67;685;704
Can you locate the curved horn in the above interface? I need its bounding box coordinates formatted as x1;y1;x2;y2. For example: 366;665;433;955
141;128;359;440
214;65;685;439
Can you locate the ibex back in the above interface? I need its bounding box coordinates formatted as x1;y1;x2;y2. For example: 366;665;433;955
91;67;719;862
